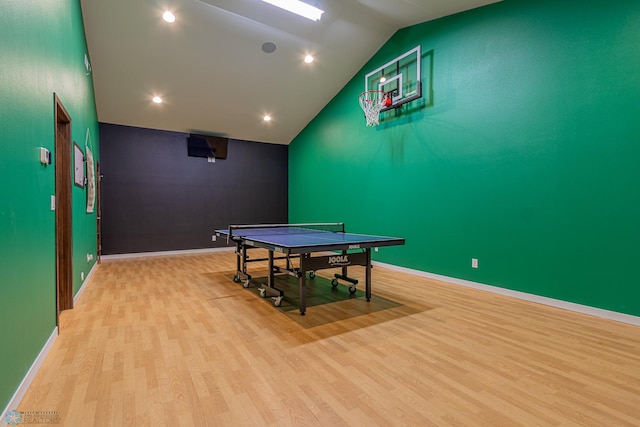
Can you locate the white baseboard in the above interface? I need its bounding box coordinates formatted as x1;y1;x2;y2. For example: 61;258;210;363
100;246;234;260
373;261;640;327
1;327;58;427
74;261;98;305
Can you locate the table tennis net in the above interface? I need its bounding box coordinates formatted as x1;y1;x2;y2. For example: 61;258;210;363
229;223;344;238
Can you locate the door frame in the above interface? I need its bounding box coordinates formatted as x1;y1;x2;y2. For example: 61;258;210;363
54;93;73;319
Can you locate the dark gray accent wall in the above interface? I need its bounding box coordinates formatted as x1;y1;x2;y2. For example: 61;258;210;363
99;123;288;254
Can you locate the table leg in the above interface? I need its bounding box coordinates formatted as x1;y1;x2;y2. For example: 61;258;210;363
259;250;284;305
299;271;307;316
268;250;274;287
235;242;241;274
365;248;371;302
341;249;348;279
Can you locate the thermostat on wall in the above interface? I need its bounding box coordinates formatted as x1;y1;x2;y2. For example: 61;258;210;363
40;147;51;165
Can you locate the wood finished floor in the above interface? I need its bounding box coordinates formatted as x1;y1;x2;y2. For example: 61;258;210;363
19;250;640;426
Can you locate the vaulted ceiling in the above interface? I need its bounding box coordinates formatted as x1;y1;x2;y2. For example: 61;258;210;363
81;0;499;144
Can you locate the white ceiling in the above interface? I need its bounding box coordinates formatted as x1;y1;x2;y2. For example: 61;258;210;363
81;0;499;145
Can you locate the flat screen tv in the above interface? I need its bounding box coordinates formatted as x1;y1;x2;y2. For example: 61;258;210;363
187;134;228;159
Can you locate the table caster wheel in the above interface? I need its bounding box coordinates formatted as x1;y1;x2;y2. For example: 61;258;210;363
331;279;339;289
242;279;250;288
309;271;316;279
273;296;283;307
233;274;240;282
349;286;357;294
259;288;267;298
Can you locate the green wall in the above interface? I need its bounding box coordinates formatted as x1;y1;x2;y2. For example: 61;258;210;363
0;0;99;411
289;0;640;316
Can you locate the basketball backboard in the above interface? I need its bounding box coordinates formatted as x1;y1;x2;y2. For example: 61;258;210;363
364;45;422;111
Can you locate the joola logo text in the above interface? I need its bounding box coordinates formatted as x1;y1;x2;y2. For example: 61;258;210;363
328;255;350;265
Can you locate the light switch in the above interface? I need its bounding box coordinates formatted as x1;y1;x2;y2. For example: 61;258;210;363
50;195;56;211
40;147;51;165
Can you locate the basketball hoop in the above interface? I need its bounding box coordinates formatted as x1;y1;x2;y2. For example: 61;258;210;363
359;90;390;126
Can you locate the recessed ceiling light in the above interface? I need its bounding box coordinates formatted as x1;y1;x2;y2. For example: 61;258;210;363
162;11;175;23
304;55;314;63
263;115;272;122
152;96;163;104
261;0;324;21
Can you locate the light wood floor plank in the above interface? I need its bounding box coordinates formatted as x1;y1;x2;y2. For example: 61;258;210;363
17;250;640;426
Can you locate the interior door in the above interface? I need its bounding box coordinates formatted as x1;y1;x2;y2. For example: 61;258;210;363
54;94;73;319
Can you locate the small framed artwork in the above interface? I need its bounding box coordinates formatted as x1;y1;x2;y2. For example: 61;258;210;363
86;145;95;213
74;142;85;188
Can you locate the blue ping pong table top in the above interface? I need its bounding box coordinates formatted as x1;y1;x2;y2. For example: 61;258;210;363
215;227;404;254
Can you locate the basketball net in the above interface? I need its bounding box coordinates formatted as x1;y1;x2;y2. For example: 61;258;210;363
359;90;389;126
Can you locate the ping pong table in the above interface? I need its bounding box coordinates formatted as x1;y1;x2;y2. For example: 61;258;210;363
215;223;405;315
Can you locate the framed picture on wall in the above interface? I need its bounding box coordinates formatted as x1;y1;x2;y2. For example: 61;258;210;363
74;142;85;188
86;145;95;212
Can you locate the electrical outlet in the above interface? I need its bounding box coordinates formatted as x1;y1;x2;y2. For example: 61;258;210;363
374;247;378;252
212;235;216;241
472;258;478;269
81;272;85;280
